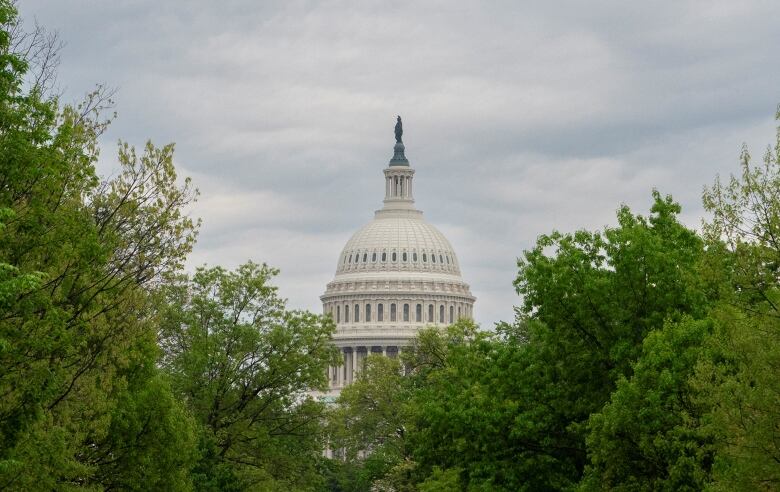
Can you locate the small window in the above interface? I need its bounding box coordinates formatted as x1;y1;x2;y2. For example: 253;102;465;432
413;252;418;261
337;306;341;322
354;304;360;322
449;306;454;323
432;254;436;263
423;253;427;262
348;254;352;264
392;252;397;262
390;303;397;322
403;304;409;322
363;253;367;262
366;304;372;322
416;304;422;322
402;252;407;261
343;256;347;264
372;252;377;262
446;255;450;264
382;252;387;261
440;255;444;263
345;305;350;323
378;303;384;322
439;305;445;323
428;304;434;322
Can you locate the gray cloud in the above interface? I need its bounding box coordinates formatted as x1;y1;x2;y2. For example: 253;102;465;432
23;0;780;327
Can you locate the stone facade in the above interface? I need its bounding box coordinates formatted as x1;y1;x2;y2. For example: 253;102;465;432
319;129;475;397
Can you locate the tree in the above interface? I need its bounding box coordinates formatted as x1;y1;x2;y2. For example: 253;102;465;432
158;262;338;490
0;2;200;487
504;191;711;488
326;354;410;491
695;105;780;490
582;317;715;491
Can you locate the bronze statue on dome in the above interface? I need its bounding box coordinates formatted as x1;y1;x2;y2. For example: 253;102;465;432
394;115;403;143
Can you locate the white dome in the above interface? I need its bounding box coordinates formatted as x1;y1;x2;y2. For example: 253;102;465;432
335;209;461;276
317;123;475;398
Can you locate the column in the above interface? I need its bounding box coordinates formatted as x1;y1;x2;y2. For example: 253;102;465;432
352;347;358;380
337;352;344;387
344;350;351;384
382;346;387;357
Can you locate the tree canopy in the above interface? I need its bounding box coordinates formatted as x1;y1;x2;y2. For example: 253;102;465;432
2;2;780;489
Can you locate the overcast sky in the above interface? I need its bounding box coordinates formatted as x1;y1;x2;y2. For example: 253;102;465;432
21;0;780;327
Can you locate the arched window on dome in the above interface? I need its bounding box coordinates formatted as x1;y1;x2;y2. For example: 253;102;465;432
402;252;407;262
378;303;384;322
413;252;418;262
392;252;397;262
449;306;454;324
446;255;450;264
365;304;371;322
345;305;350;323
348;254;352;264
403;304;409;322
354;304;360;322
432;254;437;263
363;253;367;263
439;305;445;323
336;306;340;323
416;304;422;322
422;253;427;263
382;252;387;262
372;252;377;262
440;255;444;264
428;304;434;322
343;255;347;265
390;303;397;322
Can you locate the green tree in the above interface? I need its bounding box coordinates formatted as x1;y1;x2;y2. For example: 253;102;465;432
158;262;338;491
695;105;780;490
0;2;200;488
326;354;411;491
582;317;715;491
505;192;710;488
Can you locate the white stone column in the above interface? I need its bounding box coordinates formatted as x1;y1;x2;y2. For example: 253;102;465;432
382;346;387;357
337;352;344;387
352;347;358;380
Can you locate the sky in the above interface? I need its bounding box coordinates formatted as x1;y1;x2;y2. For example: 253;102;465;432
20;0;780;328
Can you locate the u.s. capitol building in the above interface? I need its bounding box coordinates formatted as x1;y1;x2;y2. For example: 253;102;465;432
320;117;475;395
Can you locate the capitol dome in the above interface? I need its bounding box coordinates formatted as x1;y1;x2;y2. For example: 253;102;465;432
320;118;475;395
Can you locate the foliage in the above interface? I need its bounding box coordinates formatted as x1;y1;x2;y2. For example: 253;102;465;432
582;317;715;491
0;1;199;488
504;191;711;488
696;106;780;490
158;262;338;490
325;354;410;491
